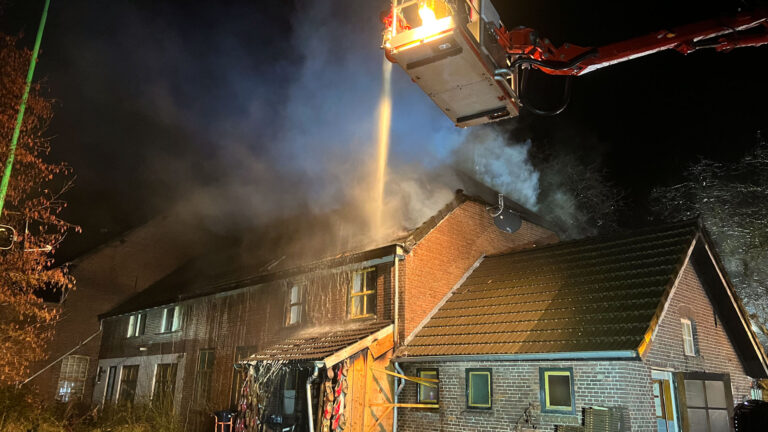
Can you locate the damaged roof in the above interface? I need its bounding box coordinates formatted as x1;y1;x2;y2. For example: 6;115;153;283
100;188;551;319
398;220;768;377
246;320;392;366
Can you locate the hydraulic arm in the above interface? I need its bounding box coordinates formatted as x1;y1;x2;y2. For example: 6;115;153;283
382;1;768;127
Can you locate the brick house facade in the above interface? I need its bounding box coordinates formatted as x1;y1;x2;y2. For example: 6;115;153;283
395;222;768;432
27;211;214;404
92;192;557;431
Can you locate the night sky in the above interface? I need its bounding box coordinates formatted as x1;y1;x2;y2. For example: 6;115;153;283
1;0;767;261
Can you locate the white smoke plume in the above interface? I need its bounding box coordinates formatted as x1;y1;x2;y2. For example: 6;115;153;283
451;127;540;211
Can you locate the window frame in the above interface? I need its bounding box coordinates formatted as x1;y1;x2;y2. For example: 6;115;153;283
161;305;182;333
285;283;306;326
465;368;492;409
417;368;439;405
230;345;257;408
152;362;178;407
681;318;697;356
126;312;146;338
675;371;734;432
348;267;377;319
118;364;139;404
194;349;215;404
56;355;90;402
539;367;576;415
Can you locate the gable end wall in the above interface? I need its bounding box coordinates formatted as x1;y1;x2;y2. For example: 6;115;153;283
401;201;557;341
645;261;753;401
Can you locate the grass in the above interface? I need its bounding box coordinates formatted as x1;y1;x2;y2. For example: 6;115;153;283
0;386;185;432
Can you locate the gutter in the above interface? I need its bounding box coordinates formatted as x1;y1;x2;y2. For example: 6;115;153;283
395;350;639;363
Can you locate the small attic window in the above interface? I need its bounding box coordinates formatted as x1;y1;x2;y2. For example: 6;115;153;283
161;305;182;333
681;318;697;356
126;313;146;338
285;284;305;326
349;268;377;319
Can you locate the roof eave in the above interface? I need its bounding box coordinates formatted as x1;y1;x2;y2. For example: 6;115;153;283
394;350;639;363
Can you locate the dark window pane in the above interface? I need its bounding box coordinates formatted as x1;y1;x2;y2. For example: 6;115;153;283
547;374;572;408
118;365;139;404
685;380;706;407
469;372;490;407
164;308;175;332
366;292;376;315
365;270;377;293
138;313;146;336
153;363;178;407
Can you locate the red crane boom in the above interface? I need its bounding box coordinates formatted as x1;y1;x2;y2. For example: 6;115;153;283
382;1;768;127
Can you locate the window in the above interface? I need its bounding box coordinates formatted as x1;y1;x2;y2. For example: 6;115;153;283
283;370;299;415
161;305;182;333
104;366;117;404
118;365;139;404
540;368;576;414
681;318;697;356
152;363;178;408
417;368;439;404
349;268;377;318
231;346;257;407
678;373;732;432
56;355;89;402
195;349;215;404
285;284;305;326
126;313;146;337
466;368;492;409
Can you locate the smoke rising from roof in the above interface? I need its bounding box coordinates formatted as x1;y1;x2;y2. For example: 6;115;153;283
40;0;613;260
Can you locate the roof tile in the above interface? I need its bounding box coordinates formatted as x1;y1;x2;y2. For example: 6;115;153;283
400;221;698;357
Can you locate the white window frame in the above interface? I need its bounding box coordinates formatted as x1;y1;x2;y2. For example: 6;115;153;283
285;284;305;326
681;318;696;356
126;312;146;338
161;305;182;333
56;355;89;402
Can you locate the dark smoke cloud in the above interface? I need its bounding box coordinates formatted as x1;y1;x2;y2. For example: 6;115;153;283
14;0;616;260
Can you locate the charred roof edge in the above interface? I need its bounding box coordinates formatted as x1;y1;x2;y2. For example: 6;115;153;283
98;244;400;320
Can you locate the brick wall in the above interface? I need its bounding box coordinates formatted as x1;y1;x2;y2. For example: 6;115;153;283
93;199;557;430
32;213;212;403
401;200;557;340
397;359;657;432
645;261;754;401
96;260;397;427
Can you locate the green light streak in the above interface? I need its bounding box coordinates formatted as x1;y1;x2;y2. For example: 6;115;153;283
0;0;51;219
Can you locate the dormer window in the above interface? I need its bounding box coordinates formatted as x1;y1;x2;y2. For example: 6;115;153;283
161;305;182;333
349;268;377;319
126;313;146;338
285;284;305;326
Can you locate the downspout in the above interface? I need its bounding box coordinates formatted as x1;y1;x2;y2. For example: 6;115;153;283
392;247;404;431
393;245;401;346
306;364;320;432
393;362;406;432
